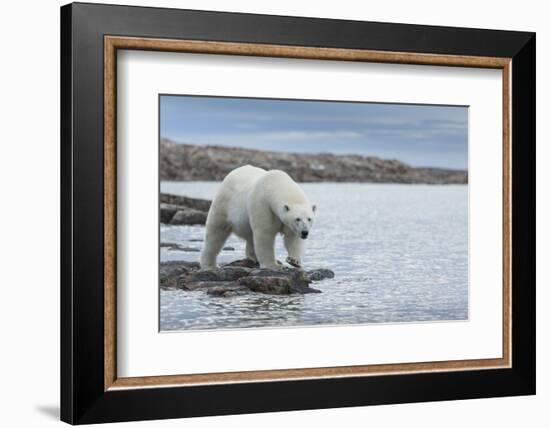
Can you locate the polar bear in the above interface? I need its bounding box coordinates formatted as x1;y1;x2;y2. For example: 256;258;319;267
200;165;316;270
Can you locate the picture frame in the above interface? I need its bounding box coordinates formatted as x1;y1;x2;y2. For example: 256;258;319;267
60;2;535;424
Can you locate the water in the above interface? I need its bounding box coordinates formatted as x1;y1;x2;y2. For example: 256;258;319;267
160;182;468;331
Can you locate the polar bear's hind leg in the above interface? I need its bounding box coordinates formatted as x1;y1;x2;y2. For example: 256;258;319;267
200;222;231;270
245;239;257;262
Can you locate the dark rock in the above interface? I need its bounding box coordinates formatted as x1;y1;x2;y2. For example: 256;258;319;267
223;259;259;268
189;238;204;242
170;209;208;225
290;282;322;294
160;203;178;223
160;260;201;275
238;276;291;295
160;241;178;248
239;268;321;294
184;281;236;291
160;276;180;289
207;284;249;297
159;194;211;225
248;268;293;278
214;266;252;281
182;266;252;284
160;259;330;295
223;246;235;251
248;267;310;283
307;268;335;281
160;260;200;289
160;193;212;211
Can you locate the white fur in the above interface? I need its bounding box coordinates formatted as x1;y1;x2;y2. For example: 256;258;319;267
200;165;316;270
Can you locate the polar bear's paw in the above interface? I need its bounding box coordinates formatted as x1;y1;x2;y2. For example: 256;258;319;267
260;262;283;270
199;264;218;271
286;256;301;268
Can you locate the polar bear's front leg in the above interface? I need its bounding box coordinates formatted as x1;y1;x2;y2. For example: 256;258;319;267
253;229;280;270
284;230;304;268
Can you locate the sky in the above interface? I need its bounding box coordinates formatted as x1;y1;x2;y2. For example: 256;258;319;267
160;95;468;169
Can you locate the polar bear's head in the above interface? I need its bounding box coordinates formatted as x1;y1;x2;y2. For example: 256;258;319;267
281;203;316;239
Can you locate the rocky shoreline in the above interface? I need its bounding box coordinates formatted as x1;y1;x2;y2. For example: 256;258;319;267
160;193;210;225
160;139;467;184
160;258;335;296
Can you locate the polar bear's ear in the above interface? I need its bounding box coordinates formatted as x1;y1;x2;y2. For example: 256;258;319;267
312;204;317;212
283;204;290;212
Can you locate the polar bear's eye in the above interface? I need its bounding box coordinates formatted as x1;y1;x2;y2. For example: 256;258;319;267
295;218;301;222
308;218;312;222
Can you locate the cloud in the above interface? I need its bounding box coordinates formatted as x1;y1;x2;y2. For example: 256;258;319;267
246;130;363;142
160;95;468;169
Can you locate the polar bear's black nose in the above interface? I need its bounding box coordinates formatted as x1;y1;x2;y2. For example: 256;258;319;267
301;231;309;239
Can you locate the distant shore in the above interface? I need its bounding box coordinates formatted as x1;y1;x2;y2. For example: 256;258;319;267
160;138;467;184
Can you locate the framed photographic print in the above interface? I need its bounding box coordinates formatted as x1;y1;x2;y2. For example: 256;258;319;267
60;2;536;424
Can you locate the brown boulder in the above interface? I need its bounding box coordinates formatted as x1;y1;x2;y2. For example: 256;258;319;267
170;209;208;225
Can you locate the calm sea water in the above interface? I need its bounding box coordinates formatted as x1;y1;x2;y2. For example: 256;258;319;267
160;181;468;331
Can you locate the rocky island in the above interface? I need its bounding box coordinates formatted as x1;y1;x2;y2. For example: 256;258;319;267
160;138;467;184
160;258;334;296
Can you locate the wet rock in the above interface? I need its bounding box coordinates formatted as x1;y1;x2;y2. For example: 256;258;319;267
290;282;321;294
238;276;291;295
161;276;179;289
160;259;330;295
160;260;200;275
239;268;321;294
248;268;293;278
159;194;211;225
170;209;208;225
160;260;200;289
184;281;236;291
182;266;252;284
207;284;249;297
307;269;335;281
248;267;309;282
160;241;178;248
223;259;259;268
160;203;178;223
160;193;212;212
